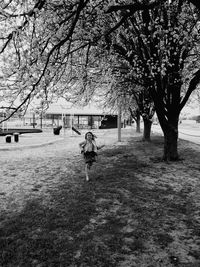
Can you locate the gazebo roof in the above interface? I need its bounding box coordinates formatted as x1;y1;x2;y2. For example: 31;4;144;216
45;103;116;116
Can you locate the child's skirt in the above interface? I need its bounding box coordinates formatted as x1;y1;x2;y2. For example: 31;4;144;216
83;151;97;166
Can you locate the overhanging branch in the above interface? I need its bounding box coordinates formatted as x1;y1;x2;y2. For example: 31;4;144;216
106;1;159;14
180;69;200;111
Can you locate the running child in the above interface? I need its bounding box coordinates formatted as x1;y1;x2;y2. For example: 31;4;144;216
79;131;105;181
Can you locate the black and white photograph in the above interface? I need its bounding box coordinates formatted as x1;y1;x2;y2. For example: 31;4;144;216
0;0;200;266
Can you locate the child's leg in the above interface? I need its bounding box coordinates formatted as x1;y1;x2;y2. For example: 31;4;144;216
85;161;93;181
85;163;89;181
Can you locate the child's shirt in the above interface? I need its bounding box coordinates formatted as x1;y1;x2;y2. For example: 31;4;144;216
81;140;97;153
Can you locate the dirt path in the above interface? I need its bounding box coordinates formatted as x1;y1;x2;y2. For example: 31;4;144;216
0;129;200;267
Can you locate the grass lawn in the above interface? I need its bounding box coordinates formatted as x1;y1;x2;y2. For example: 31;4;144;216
0;134;200;267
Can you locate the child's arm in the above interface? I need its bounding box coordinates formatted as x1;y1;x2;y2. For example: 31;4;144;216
97;144;105;150
79;141;85;147
79;141;86;152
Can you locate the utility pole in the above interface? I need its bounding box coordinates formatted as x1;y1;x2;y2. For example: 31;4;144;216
40;100;44;129
118;101;121;142
33;113;35;128
40;113;43;129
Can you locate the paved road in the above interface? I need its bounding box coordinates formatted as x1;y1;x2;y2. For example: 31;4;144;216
152;120;200;145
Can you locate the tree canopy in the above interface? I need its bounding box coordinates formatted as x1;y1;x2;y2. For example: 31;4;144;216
1;0;200;159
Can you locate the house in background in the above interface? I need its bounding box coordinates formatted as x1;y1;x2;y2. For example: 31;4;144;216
0;102;118;130
43;102;118;129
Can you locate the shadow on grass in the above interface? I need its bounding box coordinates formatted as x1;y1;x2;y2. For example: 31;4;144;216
0;182;97;267
0;136;200;266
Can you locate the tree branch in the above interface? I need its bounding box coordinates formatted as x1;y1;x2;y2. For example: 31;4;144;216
104;1;159;37
180;69;200;110
106;1;159;14
189;0;200;10
0;0;47;54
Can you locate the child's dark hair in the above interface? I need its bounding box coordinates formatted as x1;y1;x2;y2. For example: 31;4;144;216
85;131;95;140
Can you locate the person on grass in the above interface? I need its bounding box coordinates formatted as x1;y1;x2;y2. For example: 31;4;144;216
79;131;104;181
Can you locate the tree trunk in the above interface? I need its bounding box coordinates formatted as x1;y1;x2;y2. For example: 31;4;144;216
136;118;140;132
136;111;141;133
163;126;179;161
142;119;152;141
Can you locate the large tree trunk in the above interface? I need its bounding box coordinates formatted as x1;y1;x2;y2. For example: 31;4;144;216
163;126;179;161
142;119;152;141
136;115;141;133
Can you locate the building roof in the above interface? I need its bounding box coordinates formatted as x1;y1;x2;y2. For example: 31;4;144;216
45;102;116;116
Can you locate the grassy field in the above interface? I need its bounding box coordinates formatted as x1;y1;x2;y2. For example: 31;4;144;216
0;133;200;267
